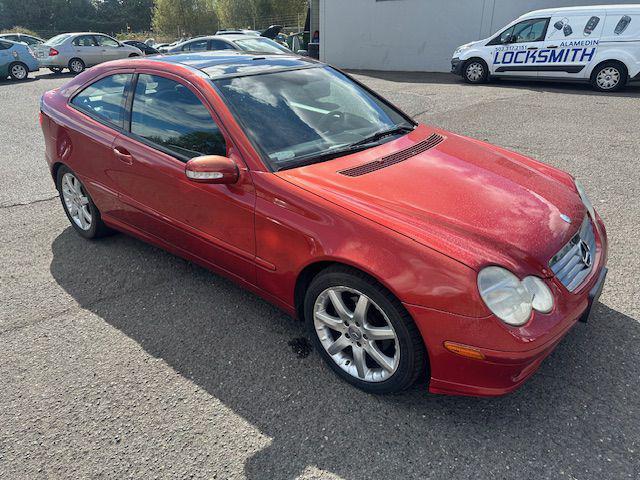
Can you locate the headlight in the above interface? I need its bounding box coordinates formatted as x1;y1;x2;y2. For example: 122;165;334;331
575;179;595;220
478;267;554;326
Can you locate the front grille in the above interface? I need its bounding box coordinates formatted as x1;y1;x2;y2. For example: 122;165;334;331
338;133;444;177
549;216;596;292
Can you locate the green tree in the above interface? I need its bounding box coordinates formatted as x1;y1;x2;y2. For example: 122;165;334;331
152;0;218;36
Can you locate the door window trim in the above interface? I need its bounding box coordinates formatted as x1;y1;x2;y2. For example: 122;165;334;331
124;69;234;164
487;18;550;46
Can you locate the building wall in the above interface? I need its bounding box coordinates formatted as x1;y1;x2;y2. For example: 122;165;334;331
319;0;640;72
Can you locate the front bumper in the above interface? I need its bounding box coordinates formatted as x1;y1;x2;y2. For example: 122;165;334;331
407;215;608;397
451;57;463;75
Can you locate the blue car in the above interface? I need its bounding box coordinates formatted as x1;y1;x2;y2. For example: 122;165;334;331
0;38;39;80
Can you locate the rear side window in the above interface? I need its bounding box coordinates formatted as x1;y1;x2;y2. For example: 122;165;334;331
71;74;132;128
130;74;226;159
209;39;235;50
3;35;18;41
183;39;208;51
0;41;11;50
73;35;97;47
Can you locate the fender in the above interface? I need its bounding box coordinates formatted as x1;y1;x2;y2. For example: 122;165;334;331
586;45;640;77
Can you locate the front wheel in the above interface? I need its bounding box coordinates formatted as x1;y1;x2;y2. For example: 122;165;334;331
463;59;489;84
49;67;64;74
8;62;28;80
591;61;628;92
304;266;426;394
56;165;111;239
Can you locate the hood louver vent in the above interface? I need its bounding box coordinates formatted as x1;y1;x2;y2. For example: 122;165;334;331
339;133;444;177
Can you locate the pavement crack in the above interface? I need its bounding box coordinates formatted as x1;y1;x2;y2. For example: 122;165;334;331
0;195;59;209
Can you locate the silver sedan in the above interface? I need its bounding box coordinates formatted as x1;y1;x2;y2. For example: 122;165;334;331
32;32;142;74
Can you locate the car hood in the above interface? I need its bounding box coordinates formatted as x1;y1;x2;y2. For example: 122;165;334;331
275;125;585;276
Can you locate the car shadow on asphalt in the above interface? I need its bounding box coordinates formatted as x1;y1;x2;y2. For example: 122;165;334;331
50;227;639;479
350;70;640;98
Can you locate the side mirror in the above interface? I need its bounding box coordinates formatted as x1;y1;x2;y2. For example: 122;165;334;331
185;155;239;184
296;49;308;56
505;34;516;44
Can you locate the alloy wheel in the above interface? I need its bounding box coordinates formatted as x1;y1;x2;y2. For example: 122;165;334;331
10;64;27;80
61;172;92;231
313;286;400;382
596;67;620;90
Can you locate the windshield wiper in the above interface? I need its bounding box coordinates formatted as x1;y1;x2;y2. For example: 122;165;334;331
349;125;416;148
273;124;416;172
274;143;375;171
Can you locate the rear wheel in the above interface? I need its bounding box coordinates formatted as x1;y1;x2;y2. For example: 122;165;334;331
68;58;85;74
56;165;111;239
8;62;28;80
591;61;628;92
304;266;426;394
463;58;489;84
49;67;64;74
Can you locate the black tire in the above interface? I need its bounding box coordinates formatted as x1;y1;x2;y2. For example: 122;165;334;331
49;67;64;74
68;58;85;74
590;61;628;92
8;62;28;81
304;265;426;394
462;58;489;84
56;165;112;239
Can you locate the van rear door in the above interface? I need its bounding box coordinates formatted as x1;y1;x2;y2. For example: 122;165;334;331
487;17;550;79
538;12;605;79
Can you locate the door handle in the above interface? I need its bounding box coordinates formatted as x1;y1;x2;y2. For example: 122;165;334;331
527;47;539;50
113;146;133;165
547;45;559;49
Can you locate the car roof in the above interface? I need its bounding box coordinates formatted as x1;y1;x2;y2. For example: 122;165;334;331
144;50;321;79
522;4;640;18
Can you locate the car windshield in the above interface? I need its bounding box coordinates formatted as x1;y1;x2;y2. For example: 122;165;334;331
214;66;413;170
45;34;71;46
233;38;290;54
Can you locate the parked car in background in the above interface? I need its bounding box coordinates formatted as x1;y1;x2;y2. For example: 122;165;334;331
452;5;640;91
123;40;159;56
216;29;261;36
32;32;143;74
0;38;39;80
0;33;44;46
166;34;292;55
40;52;607;397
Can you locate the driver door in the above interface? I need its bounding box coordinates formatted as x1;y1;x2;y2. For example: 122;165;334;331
488;18;551;79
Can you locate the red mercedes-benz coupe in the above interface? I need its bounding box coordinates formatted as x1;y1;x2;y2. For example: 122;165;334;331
40;52;608;396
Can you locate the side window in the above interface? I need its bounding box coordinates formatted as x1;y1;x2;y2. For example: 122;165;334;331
96;35;120;47
183;39;208;51
488;18;549;45
0;40;11;50
73;35;97;47
209;40;235;50
71;74;132;127
130;74;226;159
4;34;18;41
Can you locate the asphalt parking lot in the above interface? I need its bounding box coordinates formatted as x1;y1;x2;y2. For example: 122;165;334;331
1;69;638;479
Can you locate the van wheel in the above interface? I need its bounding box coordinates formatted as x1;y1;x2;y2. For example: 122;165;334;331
591;61;627;92
463;59;489;84
68;58;85;74
8;62;28;80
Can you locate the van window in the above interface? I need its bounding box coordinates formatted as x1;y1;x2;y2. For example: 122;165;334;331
488;18;550;45
130;74;226;160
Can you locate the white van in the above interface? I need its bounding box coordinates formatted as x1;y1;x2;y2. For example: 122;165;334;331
451;5;640;91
